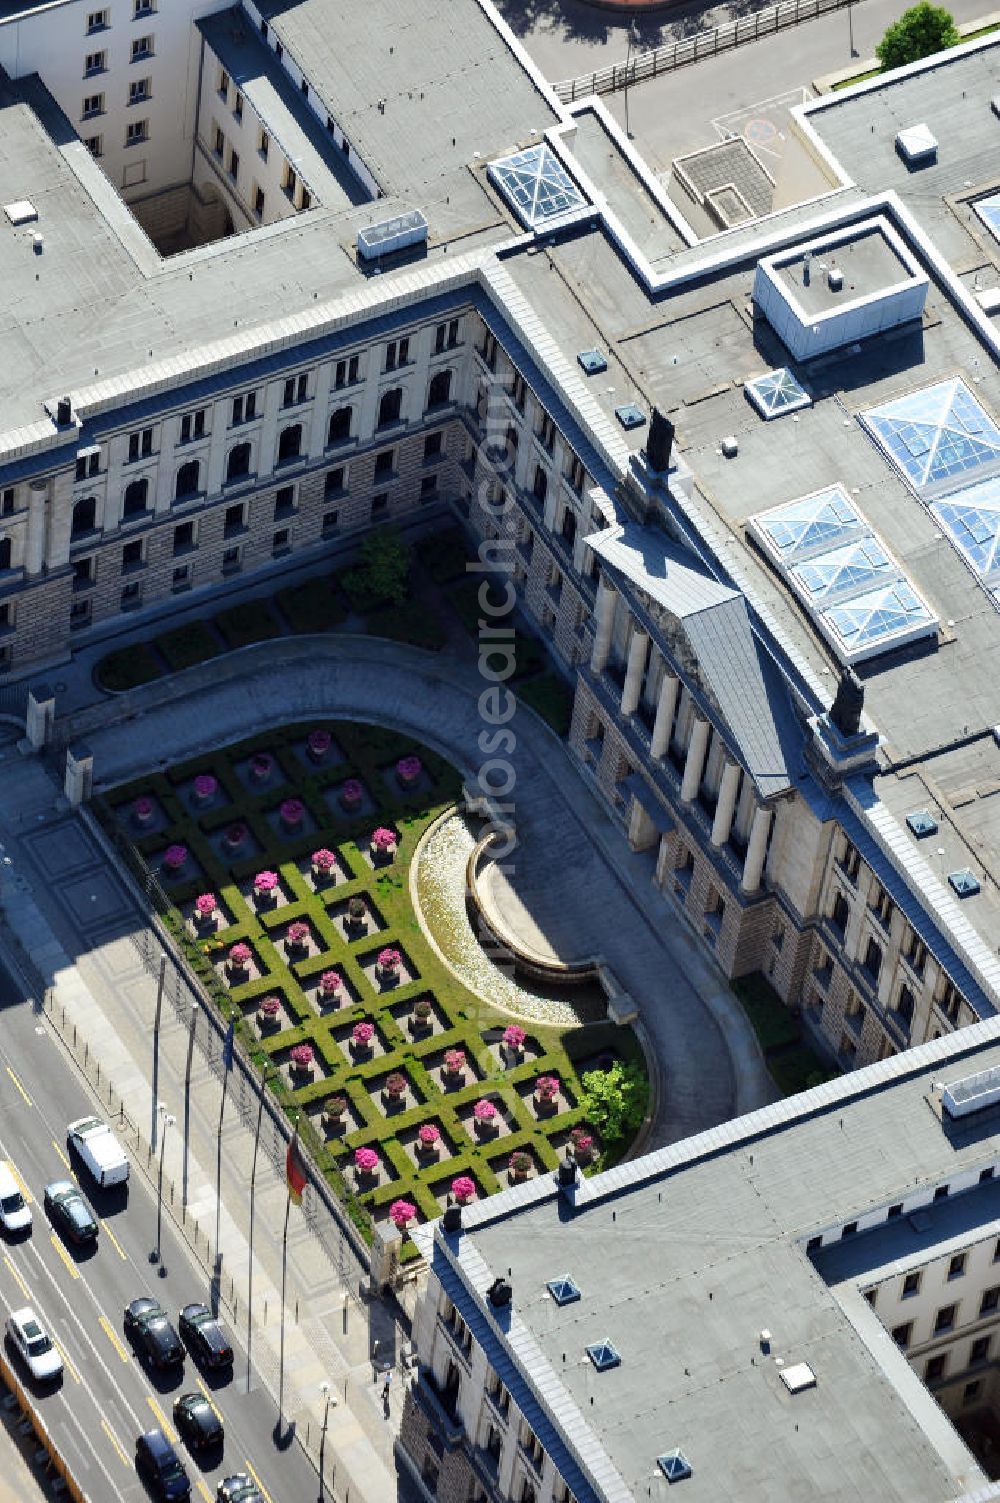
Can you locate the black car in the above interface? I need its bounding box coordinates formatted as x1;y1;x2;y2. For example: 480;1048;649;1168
124;1298;184;1369
216;1477;262;1503
136;1428;191;1501
173;1392;223;1453
178;1303;233;1370
43;1181;98;1247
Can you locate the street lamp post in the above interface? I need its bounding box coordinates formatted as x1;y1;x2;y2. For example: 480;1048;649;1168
848;0;856;56
151;956;166;1151
623;17;639;140
246;1061;270;1394
318;1380;332;1500
182;1002;198;1211
150;1105;174;1273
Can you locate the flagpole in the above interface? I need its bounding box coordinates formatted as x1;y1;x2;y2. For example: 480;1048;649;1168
216;1018;235;1262
276;1186;292;1438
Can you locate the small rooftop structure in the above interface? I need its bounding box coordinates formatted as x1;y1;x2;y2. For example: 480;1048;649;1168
895;122;938;165
487;142;586;229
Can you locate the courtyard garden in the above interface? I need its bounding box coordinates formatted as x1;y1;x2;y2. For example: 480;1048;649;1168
97;720;646;1258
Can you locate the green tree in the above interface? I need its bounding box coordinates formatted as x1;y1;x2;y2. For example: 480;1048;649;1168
580;1061;649;1146
353;526;411;606
876;1;959;70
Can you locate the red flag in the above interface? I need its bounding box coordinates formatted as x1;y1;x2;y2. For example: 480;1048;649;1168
285;1126;307;1205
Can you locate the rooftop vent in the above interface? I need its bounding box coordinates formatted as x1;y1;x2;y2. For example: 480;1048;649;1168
546;1276;581;1307
577;349;607;376
942;1066;1000;1120
780;1362;817;1394
615;403;645;431
721;435;739;458
656;1450;692;1484
895;123;937;165
948;868;981;898
356;210;428;262
4;199;37;226
906;809;938;838
442;1203;462;1234
56;397;72;427
585;1339;621;1372
827;266;844;293
487;1277;512;1309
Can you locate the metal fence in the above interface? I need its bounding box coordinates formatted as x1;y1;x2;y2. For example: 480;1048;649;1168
555;0;857;100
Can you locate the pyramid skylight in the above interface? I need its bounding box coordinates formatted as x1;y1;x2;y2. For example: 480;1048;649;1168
488;144;586;229
974;191;1000;241
744;367;812;421
931;477;1000;588
823;580;935;658
752;485;864;563
791;537;895;606
861;379;1000;497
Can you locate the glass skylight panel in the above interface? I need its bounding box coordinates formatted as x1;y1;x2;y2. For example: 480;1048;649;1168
753;485;863;563
822;580;935;659
744;367;812;420
862;379;1000;496
488;144;586;228
792;537;894;604
931;479;1000;583
585;1339;621;1371
546;1276;581;1306
975;191;1000;241
657;1450;692;1484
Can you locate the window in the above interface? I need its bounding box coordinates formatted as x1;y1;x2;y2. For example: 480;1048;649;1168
938;981;962;1025
131;35;153;60
232;393;257;426
283;374;308;408
892;1323;912;1348
174;462;200;501
434;318;459;352
173;522;195;555
948;1254;967;1280
981;1287;1000;1317
934;1184;950;1202
334;356;359;389
223;503;245;537
85;134;103;157
233;93;243;123
831;890;849;935
925;1355;947;1383
896;986;915;1028
70;599;92;626
82;93;105;118
75;452;100;481
427;370;452;409
283;163;297;198
222;546;241;573
374;450;394;480
479;331;498;370
537;412;556;453
258;128;269;161
127;427;154;463
322;509;339;536
902;1272;921;1298
512;372;527;413
983;1167;997;1183
126;119;148;145
172;564;190;589
566;455;585;495
964;1380;982;1405
378;388;402;428
72;557;94;590
121;539;143;571
121;581;141;608
971;1336;991;1365
226;442;251;482
218;68;230;101
905;929;928;975
888;1203;903;1219
254;186;265;219
372;494;388;515
561;508;577;548
277;425;302;464
862;937;882;983
133;0;154;15
934;1304;957;1335
85;50;106;74
532;465;548;505
122;478;148;518
72;497;97;537
228;147;239;183
385;337;410;372
420;475;438;502
179;409;206;444
839;837;861;882
272;529;290;556
274;487;295;519
128;78;150;105
0;489;14;516
86;10;109;30
324;468;344;497
298;187;311;211
424;431;443;461
840;1221;857;1240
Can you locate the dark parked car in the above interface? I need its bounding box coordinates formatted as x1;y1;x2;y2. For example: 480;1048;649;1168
178;1303;233;1370
216;1477;262;1503
43;1181;98;1247
173;1392;223;1453
124;1298;184;1370
136;1428;191;1501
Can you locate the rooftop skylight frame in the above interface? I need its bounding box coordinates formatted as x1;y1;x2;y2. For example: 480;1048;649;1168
546;1276;581;1307
862;378;1000;498
657;1450;692;1484
586;1339;621;1372
744;367;812;421
487;143;586;229
974;191;1000;242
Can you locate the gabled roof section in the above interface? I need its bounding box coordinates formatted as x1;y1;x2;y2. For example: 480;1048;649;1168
589;524;799;798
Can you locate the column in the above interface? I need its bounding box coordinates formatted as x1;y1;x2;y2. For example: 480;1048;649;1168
679;717;710;803
590;577;616;673
650;672;679;758
741;805;772;894
25;684;55;751
620;630;648;717
64;743;94;808
542;485;558;534
711;760;742;847
25;482;46;577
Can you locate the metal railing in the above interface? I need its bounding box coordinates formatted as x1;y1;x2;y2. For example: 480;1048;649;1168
555;0;858;100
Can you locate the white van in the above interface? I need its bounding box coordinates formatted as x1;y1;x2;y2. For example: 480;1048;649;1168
67;1117;130;1189
0;1163;32;1234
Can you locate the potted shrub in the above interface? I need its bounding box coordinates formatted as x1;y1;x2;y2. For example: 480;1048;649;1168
370;826;397;862
389;1199;417;1234
396;754;422;790
253;869;280;906
289;1042;315;1081
355;1145;379;1181
317;970;344;1006
133;794;155;828
502;1024;526;1063
509;1150;532;1184
307;728;332;763
280;797;306;833
346;895;368;933
193;892;218;931
339;778;363;812
416;1123;441;1156
311;848;337;884
193;772;218;806
376;946;402;985
383;1071;407;1105
256;995;282;1032
351;1020;375;1055
227;941;252;981
162;843;188;877
285;920;310;955
224;821;249;853
472;1098;498;1136
443;1048;466;1084
410;997;433;1033
451;1175;476;1207
322;1095;347;1131
534;1075;560;1113
249;751;273;784
570;1128;595;1166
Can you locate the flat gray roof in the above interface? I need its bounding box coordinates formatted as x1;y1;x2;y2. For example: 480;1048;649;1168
772;224;913;315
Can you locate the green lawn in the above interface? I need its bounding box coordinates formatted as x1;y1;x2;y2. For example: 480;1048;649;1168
156;620;222;673
99;723;643;1251
95;643;164;692
215;600;283;650
515;673;575;737
732;972;837;1096
276;577;347;634
415;527;470;585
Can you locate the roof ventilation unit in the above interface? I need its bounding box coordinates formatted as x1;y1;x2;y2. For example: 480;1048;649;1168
487;1277;512;1309
828;266;844;292
780;1362;817;1394
3;199;37;226
356;209;428;261
895;123;937;165
942;1065;1000;1119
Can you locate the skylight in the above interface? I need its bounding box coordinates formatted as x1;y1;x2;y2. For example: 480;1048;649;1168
948;869;981;898
974;191;1000;242
657;1450;692;1484
823;580;936;660
862;379;1000;497
586;1339;621;1372
931;477;1000;588
791;537;895;605
906;809;938;838
615;403;646;431
488;144;586;229
547;1276;581;1307
744;367;812;421
753;485;863;563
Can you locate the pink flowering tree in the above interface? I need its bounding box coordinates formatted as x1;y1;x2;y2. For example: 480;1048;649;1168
340;778;364;810
389;1199;417;1232
473;1099;498;1127
133;794;155;824
535;1075;560;1104
224;821;248;851
352;1021;375;1050
289;1042;315;1075
307;728;332;760
250;751;273;781
509;1150;532;1180
253;869;279;901
417;1123;441;1151
355;1146;379;1175
396;755;422;788
280;798;306;830
502;1024;526;1052
311;848;337;879
286;920;311;951
377;947;402;980
163;844;188;874
193;773;218;803
370;826;397;859
570;1127;595;1164
318;970;343;1002
194;892;218;921
228;942;252;975
384;1071;407;1100
443;1048;466;1079
257;995;281;1029
451;1175;476;1206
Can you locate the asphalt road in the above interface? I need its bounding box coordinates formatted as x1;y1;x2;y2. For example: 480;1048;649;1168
0;954;319;1503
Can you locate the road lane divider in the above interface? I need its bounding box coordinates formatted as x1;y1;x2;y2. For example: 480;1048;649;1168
101;1417;129;1468
50;1234;81;1281
2;1252;31;1303
52;1337;81;1385
5;1160;32;1204
195;1375;224;1422
146;1394;177;1444
196;1481;212;1502
51;1139;72;1172
244;1458;273;1503
99;1315;129;1364
5;1066;31;1106
100;1219;128;1262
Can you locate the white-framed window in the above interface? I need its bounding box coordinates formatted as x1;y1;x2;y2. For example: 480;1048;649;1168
258;128;269;161
217;67;229;101
82;93;105;118
133;0;155;17
233;92;243;123
85;134;103;158
228;148;239;183
84;50;106;74
86;9;109;32
128;77;151;105
125;119;148;146
131;35;154;60
253;185;265;219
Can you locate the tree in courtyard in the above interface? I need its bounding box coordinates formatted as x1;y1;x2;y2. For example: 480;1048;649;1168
579;1061;649;1147
876;1;959;70
353;526;411;605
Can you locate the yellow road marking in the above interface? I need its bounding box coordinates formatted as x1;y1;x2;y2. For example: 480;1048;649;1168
50;1140;71;1172
53;1338;80;1385
99;1315;129;1364
6;1068;31;1107
5;1161;32;1204
146;1395;176;1444
244;1458;273;1503
49;1234;80;1281
196;1482;212;1503
195;1376;224;1422
100;1219;127;1262
101;1418;129;1468
2;1253;30;1302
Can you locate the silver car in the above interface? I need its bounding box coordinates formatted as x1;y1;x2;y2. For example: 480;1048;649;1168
6;1306;63;1382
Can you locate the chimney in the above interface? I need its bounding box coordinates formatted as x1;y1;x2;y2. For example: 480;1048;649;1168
557;1152;578;1188
487;1277;512;1309
442;1202;462;1235
645;407;675;473
56;396;72;426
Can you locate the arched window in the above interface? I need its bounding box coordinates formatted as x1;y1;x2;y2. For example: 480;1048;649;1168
175;460;200;500
832;891;849;935
226;442;251;482
426;369;452;409
377;388;402;428
561;509;577;548
122;478;148;519
72;496;97;537
327;407;352;446
278;423;302;463
897;986;915;1026
0;537;10;570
